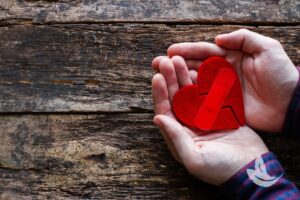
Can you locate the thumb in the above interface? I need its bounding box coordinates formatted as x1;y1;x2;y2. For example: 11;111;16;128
215;29;278;54
153;115;196;162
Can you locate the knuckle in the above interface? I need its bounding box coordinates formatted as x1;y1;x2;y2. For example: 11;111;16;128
159;58;172;70
152;73;161;82
238;28;250;34
265;38;282;48
271;39;282;46
160;57;171;63
171;57;185;68
171;55;183;61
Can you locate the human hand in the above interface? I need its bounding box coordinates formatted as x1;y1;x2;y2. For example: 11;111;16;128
152;57;268;185
152;29;299;132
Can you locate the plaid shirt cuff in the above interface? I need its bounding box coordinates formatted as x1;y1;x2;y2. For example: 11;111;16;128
282;67;300;137
220;152;300;200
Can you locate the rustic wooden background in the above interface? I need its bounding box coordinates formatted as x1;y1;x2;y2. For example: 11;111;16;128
0;0;299;199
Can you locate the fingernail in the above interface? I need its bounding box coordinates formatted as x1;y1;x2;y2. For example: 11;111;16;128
153;115;162;127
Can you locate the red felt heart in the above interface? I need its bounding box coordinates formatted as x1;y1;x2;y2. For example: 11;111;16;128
172;56;245;131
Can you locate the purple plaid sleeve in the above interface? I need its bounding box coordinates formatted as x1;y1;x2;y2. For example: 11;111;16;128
282;67;300;137
220;152;300;200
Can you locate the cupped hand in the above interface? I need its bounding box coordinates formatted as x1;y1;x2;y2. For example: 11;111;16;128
152;57;268;185
152;29;299;132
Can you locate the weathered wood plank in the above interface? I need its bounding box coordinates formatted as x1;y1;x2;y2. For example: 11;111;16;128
0;24;299;113
0;114;299;199
0;0;299;24
0;113;218;199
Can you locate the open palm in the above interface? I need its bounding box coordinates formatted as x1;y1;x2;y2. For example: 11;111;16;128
151;56;268;185
153;29;298;132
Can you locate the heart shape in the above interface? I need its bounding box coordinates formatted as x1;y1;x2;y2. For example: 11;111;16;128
172;56;245;131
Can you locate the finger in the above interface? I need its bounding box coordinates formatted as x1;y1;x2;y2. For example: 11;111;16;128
215;29;281;54
186;59;203;70
154;117;182;163
151;73;173;117
159;58;179;102
189;70;198;84
153;115;197;165
167;42;226;59
152;56;168;71
171;56;193;87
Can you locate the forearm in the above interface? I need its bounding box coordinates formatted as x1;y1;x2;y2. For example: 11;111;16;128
282;67;300;137
220;152;300;200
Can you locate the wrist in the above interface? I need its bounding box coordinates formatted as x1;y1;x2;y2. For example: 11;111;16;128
278;65;299;131
220;152;284;198
281;67;300;136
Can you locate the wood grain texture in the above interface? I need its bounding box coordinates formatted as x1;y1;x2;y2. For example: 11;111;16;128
0;114;299;199
0;24;299;113
0;1;299;199
0;0;299;24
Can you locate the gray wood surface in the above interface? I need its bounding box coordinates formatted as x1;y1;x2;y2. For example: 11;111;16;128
0;114;299;199
0;0;299;199
0;0;299;24
0;25;299;113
